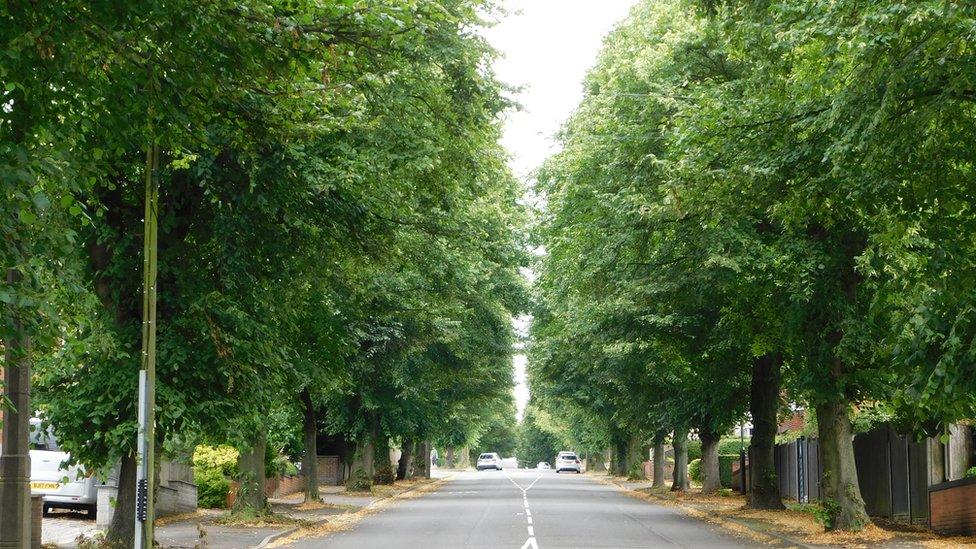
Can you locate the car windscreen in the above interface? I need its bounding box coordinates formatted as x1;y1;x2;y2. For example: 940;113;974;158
479;454;494;459
559;454;577;460
29;423;60;451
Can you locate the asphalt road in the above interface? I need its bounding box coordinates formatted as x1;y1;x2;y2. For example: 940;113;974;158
289;469;757;548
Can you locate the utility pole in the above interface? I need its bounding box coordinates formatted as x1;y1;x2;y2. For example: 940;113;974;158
134;142;160;549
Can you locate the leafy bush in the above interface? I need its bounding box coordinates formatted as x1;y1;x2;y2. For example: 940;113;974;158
967;466;976;478
373;465;396;485
718;454;739;488
266;451;298;478
346;468;372;492
627;462;645;481
688;458;702;482
194;466;230;509
193;445;239;477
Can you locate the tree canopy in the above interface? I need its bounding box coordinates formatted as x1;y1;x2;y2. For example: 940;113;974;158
530;0;976;531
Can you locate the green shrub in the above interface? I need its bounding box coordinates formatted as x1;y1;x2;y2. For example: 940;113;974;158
966;466;976;478
193;445;239;477
194;466;230;509
627;462;645;481
266;451;298;478
373;465;396;485
346;468;372;492
686;440;702;462
688;458;702;482
718;454;739;488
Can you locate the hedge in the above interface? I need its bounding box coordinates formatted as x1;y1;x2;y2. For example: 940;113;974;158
688;458;702;482
718;454;738;488
194;467;230;509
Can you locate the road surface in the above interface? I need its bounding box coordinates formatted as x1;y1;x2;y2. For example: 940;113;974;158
288;469;757;548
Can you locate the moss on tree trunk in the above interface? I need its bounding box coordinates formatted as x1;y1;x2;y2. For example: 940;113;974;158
671;427;689;491
700;428;721;494
817;398;868;531
234;428;268;514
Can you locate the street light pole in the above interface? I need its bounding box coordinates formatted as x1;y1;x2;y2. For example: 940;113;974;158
134;142;159;549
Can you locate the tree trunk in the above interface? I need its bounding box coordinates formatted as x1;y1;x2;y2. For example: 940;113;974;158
457;446;471;469
817;398;868;531
445;447;456;469
700;428;721;494
626;435;646;479
652;442;666;489
0;268;32;548
612;436;627;476
362;439;375;477
671;427;689;491
397;440;414;480
234;428;268;513
106;452;138;547
374;435;391;470
748;354;785;509
413;440;431;479
300;389;319;503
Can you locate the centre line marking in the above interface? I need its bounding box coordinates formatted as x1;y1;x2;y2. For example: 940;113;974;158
505;472;545;548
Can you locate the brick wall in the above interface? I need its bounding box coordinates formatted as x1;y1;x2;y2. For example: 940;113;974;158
930;477;976;535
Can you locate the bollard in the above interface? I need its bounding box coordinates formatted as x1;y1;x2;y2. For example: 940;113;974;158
30;495;43;549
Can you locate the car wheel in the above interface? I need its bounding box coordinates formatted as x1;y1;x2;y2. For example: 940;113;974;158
87;504;97;519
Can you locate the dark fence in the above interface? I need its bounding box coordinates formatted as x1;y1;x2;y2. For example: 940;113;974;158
775;437;821;503
852;424;930;525
745;423;950;526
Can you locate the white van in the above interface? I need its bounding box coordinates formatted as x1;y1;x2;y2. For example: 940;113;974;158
29;418;99;517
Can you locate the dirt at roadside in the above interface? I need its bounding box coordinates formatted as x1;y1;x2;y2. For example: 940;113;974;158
598;475;976;549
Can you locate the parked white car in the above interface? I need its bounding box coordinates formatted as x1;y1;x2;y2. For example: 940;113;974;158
536;462;551;470
555;451;582;474
29;418;99;516
476;452;503;471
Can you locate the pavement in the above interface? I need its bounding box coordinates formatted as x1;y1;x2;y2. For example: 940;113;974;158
283;469;758;548
41;509;98;547
41;473;448;548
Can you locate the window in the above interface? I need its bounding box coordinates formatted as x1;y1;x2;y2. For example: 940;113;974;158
29;423;60;452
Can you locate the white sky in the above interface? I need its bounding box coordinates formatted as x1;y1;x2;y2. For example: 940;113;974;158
482;0;639;421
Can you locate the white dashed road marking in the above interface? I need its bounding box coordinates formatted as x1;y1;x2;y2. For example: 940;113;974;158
506;472;544;549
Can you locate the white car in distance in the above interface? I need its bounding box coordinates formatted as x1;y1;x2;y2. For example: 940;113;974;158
476;452;503;471
555;451;582;474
